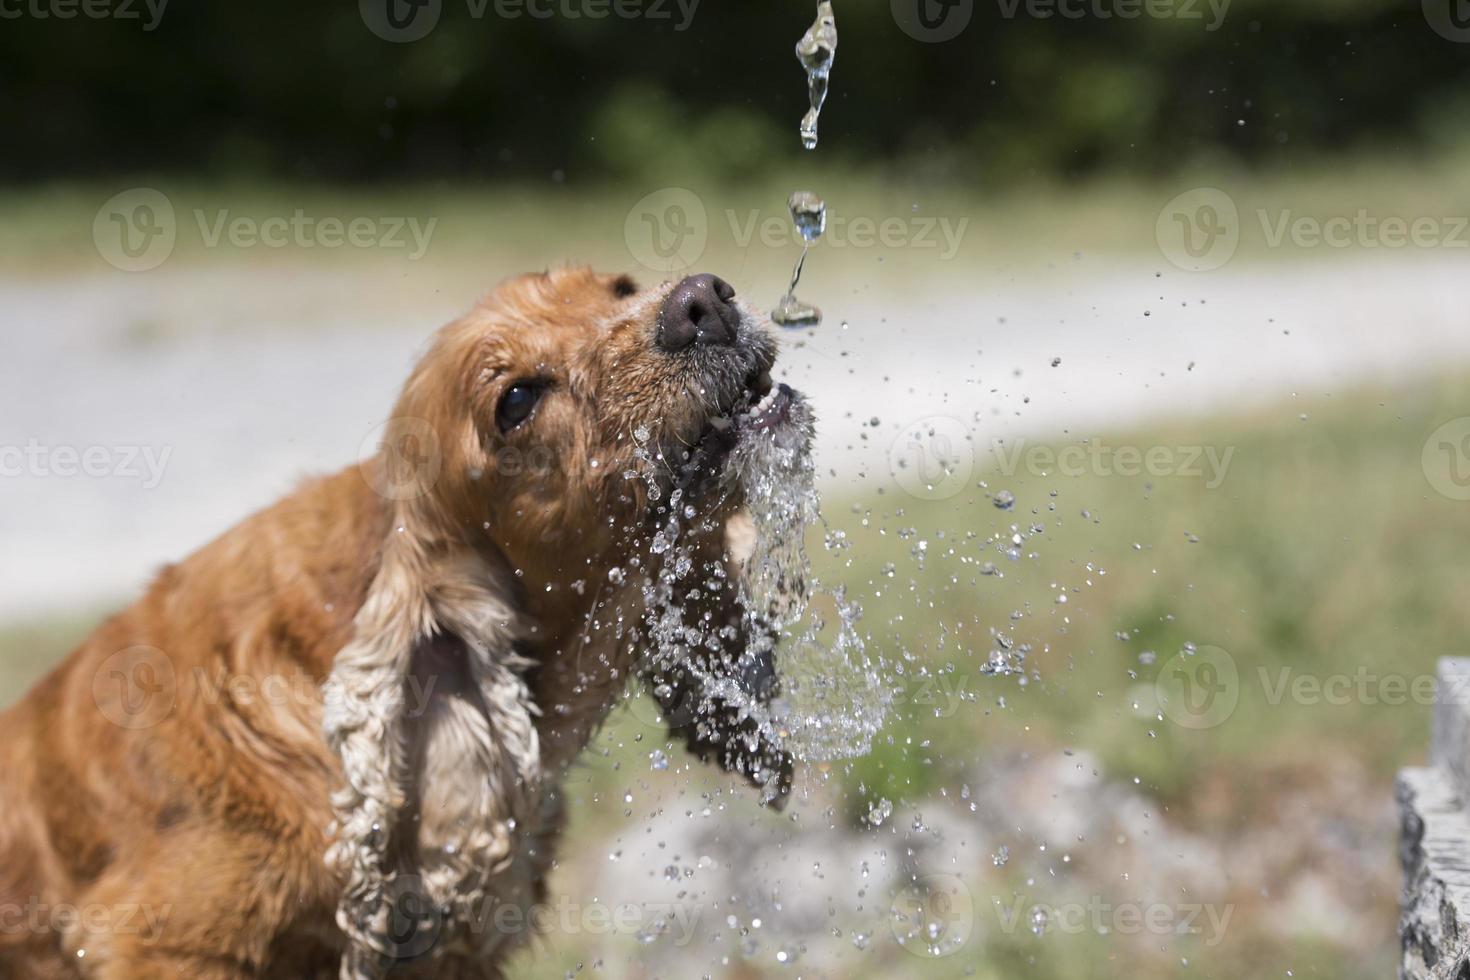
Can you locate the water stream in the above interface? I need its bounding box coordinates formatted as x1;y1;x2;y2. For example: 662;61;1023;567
796;2;837;151
771;190;826;327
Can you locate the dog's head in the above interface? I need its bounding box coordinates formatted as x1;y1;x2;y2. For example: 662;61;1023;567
374;266;809;803
381;267;807;557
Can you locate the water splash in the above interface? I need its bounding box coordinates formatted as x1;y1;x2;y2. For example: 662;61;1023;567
731;422;889;762
772;191;826;328
796;2;837;151
634;413;888;774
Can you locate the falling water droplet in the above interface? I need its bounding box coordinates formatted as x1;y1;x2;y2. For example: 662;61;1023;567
789;190;827;242
795;1;837;151
773;191;826;328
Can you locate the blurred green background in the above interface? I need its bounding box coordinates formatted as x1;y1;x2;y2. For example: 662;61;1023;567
4;1;1470;978
3;0;1468;186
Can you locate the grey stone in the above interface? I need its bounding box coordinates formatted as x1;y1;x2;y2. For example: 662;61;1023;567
1398;659;1470;979
1434;659;1470;804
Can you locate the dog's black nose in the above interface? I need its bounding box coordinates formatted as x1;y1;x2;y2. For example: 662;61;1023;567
657;274;739;352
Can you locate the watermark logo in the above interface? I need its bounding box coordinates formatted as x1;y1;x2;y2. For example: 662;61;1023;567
1259;666;1439;708
994;895;1233;945
1257;210;1469;251
361;0;441;42
1424;418;1470;500
0;441;172;488
91;645;176;730
892;0;974;42
192;210;437;259
994;0;1230;30
1160;188;1469;270
1156;188;1239;272
1155;645;1237;729
624;685;700;732
94;188;176;272
1424;0;1470;41
359;417;444;502
363;0;699;42
0;0;168;30
990;438;1235;489
195;666;440;718
383;875;444;961
94;190;438;271
891;874;974;957
909;672;975;718
625;188;708;274
890;417;974;500
0;898;172;945
358;417;563;501
726;208;969;259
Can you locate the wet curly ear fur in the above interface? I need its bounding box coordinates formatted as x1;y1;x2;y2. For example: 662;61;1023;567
322;494;541;979
321;531;430;979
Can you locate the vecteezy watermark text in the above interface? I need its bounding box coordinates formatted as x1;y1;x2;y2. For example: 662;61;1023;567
361;0;699;43
1158;187;1470;271
379;878;702;958
990;438;1235;489
0;0;167;30
994;895;1234;946
0;440;171;489
1424;417;1470;500
192;210;436;259
995;0;1229;31
726;209;969;260
622;188;972;274
93;189;438;272
0;898;172;945
1259;666;1440;708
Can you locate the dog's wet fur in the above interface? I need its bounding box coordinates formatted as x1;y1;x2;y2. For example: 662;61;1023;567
0;268;811;979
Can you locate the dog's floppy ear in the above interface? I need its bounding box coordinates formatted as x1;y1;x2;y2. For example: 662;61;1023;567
324;503;538;978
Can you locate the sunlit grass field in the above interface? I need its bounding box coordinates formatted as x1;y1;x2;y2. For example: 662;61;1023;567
4;151;1469;281
6;366;1456;978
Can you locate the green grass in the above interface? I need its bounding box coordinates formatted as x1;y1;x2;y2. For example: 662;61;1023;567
7;150;1470;284
834;377;1470;808
0;613;99;709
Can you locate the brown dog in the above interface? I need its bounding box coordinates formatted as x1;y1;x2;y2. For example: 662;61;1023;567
0;268;810;979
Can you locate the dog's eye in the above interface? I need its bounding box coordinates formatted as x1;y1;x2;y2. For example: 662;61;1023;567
611;275;638;299
496;382;545;432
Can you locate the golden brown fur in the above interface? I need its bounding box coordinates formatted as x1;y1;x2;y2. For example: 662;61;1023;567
0;267;793;979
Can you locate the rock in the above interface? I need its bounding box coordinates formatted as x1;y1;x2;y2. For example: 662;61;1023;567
1398;659;1470;979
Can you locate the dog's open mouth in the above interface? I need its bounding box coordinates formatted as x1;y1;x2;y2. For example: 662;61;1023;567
736;372;797;434
675;377;800;499
697;366;805;458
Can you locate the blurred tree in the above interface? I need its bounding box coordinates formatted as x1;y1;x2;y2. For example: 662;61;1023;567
0;0;1466;183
